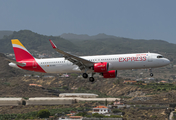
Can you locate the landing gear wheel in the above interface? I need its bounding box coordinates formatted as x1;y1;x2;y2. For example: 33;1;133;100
150;73;153;77
89;77;94;82
82;73;88;78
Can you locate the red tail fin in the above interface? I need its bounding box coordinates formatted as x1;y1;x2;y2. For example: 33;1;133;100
11;39;34;62
11;39;46;73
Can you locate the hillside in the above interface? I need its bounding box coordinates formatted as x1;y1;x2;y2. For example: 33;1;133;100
0;31;175;119
0;30;176;58
60;33;117;41
0;31;13;39
0;53;30;77
0;52;174;102
74;38;176;54
0;30;80;54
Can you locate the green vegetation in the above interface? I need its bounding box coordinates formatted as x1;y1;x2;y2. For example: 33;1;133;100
3;82;10;86
38;109;50;118
0;111;38;120
75;112;88;117
0;30;80;54
0;106;123;119
0;31;13;39
112;109;122;113
0;107;80;119
92;113;122;118
23;97;29;100
135;83;176;91
92;113;104;118
151;115;157;118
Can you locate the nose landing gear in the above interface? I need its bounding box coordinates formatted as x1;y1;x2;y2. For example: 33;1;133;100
149;68;154;77
150;73;153;77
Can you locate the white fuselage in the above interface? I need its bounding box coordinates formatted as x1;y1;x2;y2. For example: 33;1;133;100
33;53;170;73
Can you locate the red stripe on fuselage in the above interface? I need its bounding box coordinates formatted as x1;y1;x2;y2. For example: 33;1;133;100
13;47;46;73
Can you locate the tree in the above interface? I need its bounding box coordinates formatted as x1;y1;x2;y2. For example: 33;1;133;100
112;109;122;113
105;99;107;106
92;113;104;118
75;112;87;117
109;115;122;118
170;75;176;80
37;109;50;118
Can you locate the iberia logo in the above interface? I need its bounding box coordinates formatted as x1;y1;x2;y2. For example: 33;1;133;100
98;64;105;67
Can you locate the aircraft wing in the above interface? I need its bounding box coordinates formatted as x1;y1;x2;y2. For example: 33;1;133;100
49;40;94;70
5;58;26;66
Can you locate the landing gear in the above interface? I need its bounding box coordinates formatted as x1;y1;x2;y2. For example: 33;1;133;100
89;77;94;82
149;68;154;77
82;73;88;78
150;73;153;77
82;72;95;82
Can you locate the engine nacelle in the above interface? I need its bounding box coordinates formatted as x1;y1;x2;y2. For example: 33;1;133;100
94;62;109;73
103;70;117;78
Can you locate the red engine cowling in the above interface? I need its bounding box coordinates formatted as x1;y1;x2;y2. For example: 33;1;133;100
103;70;117;78
94;62;109;73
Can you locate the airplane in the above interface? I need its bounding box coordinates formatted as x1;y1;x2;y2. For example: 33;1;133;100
8;39;170;82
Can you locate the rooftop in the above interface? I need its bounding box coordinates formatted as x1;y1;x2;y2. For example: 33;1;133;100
94;106;108;109
69;116;82;119
60;93;98;96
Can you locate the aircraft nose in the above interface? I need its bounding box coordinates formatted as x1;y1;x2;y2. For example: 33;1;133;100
165;58;170;65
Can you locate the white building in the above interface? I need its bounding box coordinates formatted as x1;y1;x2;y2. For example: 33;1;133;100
92;106;111;114
59;116;83;120
76;98;120;102
59;93;98;98
0;98;23;106
26;97;75;105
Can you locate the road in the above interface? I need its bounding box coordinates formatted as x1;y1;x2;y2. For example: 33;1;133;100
169;111;174;120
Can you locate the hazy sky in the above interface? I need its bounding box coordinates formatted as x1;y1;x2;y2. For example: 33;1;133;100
1;0;176;43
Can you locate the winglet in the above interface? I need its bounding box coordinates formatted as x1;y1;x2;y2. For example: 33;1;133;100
49;39;57;49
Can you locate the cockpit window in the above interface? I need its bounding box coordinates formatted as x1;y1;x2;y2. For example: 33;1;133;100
157;55;163;58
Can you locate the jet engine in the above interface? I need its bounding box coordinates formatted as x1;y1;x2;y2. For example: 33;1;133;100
103;70;117;78
94;62;109;73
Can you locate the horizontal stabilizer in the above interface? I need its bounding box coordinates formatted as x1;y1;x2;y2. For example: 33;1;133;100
5;58;26;67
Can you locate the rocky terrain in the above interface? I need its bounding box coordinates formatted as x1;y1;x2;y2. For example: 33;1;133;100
0;52;175;119
0;52;176;102
123;108;167;120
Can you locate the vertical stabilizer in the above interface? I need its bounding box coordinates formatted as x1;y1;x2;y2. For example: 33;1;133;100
11;39;45;73
11;39;34;62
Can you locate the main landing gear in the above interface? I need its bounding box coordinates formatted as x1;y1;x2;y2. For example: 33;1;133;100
89;77;94;82
149;68;154;77
82;73;88;78
82;73;95;82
